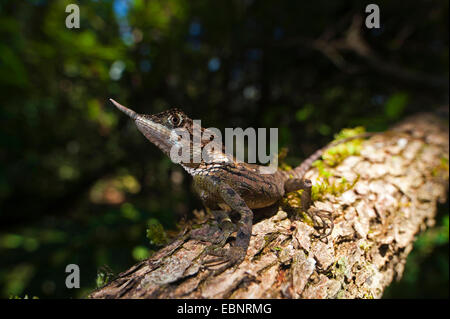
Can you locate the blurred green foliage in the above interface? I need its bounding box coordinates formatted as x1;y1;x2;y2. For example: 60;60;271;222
0;0;448;298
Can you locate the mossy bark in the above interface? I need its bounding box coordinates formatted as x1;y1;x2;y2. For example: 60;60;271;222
90;112;449;299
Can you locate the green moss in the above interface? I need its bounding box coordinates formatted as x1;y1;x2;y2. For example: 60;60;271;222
281;189;303;209
146;218;169;246
299;211;315;227
432;156;449;178
307;127;366;201
96;265;114;288
132;245;151;261
358;240;372;252
440;157;449;168
311;175;359;201
313;126;366;169
312;160;332;178
363;291;375;299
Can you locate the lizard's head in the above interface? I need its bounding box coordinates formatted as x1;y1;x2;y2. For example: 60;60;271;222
110;99;214;163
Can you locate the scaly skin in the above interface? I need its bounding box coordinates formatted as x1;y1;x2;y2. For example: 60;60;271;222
110;99;373;274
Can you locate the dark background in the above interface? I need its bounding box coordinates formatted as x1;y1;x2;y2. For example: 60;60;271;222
0;0;448;298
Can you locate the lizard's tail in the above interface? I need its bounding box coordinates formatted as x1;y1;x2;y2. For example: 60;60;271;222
288;132;376;180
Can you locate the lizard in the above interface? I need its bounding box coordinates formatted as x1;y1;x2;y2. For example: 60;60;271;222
110;98;375;274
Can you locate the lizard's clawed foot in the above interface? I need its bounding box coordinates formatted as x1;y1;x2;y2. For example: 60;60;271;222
190;224;223;244
307;209;334;240
190;219;246;275
202;246;247;275
190;220;236;245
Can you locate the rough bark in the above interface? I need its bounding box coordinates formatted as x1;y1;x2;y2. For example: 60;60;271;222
90;112;449;299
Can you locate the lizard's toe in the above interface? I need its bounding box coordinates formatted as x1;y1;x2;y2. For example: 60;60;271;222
190;224;223;243
202;246;247;275
190;221;236;245
307;209;334;239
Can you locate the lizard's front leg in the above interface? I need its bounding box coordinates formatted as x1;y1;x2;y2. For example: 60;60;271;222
198;176;254;274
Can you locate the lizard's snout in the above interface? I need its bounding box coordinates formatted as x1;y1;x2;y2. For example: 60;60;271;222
109;98;138;120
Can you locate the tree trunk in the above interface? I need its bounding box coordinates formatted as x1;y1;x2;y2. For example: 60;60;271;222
90;111;449;299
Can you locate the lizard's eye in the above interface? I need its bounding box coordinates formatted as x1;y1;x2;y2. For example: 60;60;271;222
168;113;183;127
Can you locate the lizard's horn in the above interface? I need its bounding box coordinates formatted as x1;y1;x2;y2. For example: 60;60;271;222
109;98;138;120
